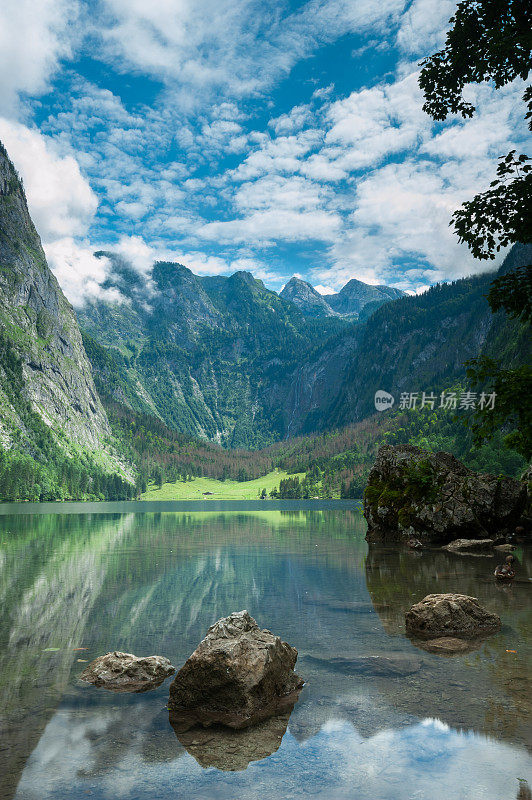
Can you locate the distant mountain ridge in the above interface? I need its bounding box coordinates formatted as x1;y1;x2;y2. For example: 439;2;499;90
78;243;530;449
78;256;351;447
279;243;532;437
280;278;339;317
280;275;406;318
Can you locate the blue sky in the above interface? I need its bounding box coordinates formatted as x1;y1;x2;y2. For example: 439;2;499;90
0;0;529;305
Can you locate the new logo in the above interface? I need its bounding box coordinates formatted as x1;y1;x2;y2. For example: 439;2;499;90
374;390;394;412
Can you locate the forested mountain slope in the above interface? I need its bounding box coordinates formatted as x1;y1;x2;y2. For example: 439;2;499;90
78;256;348;448
281;244;532;436
0;141;134;500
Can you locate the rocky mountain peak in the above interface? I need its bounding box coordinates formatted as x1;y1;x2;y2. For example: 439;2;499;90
280;277;338;317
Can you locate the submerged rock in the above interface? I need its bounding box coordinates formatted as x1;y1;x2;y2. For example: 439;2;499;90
493;543;516;553
443;539;494;553
79;651;175;693
171;711;292;771
412;637;483;656
168;610;303;730
302;653;420;677
405;593;501;640
364;444;526;545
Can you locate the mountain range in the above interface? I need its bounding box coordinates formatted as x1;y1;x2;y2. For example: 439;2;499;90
80;244;530;447
77;256;410;446
280;276;406;320
280;276;405;318
0;137;529;496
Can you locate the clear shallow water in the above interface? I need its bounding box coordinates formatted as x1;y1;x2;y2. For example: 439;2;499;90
0;502;530;800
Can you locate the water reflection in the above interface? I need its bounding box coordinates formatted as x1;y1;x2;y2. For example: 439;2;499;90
170;711;293;771
365;543;532;750
0;505;529;800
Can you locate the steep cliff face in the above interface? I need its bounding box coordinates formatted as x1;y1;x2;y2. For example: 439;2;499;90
0;141;110;451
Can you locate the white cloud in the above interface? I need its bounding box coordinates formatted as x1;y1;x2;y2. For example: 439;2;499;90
45;238;123;306
0;0;78;115
113;235;155;277
0;118;98;241
235;174;333;213
421;81;527;160
198;208;341;246
396;0;456;57
269;105;313;135
323;71;428;171
231;129;322;182
96;0;405;104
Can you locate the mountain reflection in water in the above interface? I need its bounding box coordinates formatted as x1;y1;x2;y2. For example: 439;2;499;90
0;503;530;800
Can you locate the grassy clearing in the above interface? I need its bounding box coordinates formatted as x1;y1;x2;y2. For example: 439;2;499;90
140;470;305;500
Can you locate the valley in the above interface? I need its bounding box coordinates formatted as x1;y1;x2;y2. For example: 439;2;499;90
0;139;529;502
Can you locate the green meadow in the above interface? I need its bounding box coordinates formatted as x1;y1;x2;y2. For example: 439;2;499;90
140;470;306;500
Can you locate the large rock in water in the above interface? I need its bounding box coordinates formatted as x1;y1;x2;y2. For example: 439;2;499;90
405;594;501;640
79;651;175;693
168;610;303;730
364;444;527;544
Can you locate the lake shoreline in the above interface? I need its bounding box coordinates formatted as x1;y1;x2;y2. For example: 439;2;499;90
0;498;363;515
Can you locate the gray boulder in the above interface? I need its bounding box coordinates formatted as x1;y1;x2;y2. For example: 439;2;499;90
405;593;501;640
168;610;303;730
79;651;175;693
364;444;526;544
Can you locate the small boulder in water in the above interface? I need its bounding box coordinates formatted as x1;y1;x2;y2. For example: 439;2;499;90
405;593;501;640
443;538;494;553
79;651;175;693
412;637;483;655
168;610;303;729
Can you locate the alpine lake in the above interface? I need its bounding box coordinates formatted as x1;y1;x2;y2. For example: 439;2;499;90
0;501;530;800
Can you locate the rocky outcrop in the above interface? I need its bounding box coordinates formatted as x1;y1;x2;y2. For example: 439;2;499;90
364;444;527;544
80;651;175;692
168;610;303;729
405;593;501;640
0;141;111;451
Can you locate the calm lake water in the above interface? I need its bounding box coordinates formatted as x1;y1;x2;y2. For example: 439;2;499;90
0;502;530;800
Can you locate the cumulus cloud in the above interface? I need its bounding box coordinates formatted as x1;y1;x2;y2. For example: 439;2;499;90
323;72;428;171
113;235;155;277
198;209;341;246
396;0;456;57
45;238;123;306
0;118;98;240
0;0;78;115
95;0;405;103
